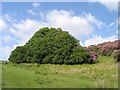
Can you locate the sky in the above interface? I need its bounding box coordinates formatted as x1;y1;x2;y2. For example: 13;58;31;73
0;1;119;60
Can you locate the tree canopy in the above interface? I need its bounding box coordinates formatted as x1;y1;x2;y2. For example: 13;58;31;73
9;27;93;64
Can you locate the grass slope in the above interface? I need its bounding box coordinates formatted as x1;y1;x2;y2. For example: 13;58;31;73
2;56;118;88
0;60;2;89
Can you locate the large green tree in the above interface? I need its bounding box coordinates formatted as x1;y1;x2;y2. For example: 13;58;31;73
9;27;93;64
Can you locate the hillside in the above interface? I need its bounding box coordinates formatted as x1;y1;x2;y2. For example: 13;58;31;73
85;40;120;56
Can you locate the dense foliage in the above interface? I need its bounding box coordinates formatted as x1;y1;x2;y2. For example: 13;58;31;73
112;50;120;62
86;40;119;56
84;48;98;63
85;40;120;62
9;27;94;64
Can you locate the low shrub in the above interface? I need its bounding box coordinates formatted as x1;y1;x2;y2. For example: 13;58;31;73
84;48;98;63
112;50;120;62
113;54;120;62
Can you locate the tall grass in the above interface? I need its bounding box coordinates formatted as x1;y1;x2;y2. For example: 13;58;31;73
0;60;2;89
2;56;118;88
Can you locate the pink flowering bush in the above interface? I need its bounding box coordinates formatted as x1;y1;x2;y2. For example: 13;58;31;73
84;40;120;63
85;40;120;56
100;40;120;56
84;48;98;63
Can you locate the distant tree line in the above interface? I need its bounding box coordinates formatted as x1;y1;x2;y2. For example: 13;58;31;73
9;27;95;64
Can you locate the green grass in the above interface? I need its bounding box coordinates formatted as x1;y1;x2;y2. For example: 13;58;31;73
0;60;2;89
2;56;118;88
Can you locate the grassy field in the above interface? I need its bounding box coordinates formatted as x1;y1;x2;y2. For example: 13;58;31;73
1;56;118;88
0;60;2;89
